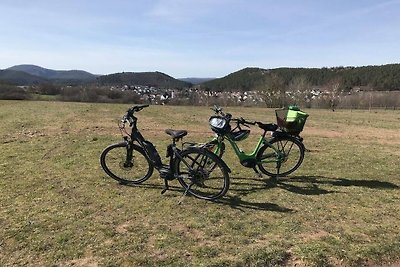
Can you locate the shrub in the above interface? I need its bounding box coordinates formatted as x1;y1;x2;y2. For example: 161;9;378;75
0;85;31;100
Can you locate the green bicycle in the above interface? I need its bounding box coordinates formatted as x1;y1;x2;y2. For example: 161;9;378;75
207;105;308;178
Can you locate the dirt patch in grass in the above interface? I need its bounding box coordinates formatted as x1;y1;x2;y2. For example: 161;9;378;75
300;230;331;241
65;257;99;267
305;126;400;145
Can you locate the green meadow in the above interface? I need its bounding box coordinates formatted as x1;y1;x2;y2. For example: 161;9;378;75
1;100;399;266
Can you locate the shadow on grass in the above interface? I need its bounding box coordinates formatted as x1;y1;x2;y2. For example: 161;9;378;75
112;175;398;213
212;175;400;212
227;175;399;197
215;195;295;213
118;178;294;212
124;181;184;193
283;175;399;192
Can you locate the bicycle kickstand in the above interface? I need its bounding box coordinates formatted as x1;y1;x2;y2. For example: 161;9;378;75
161;179;169;194
253;167;262;178
177;183;194;205
273;163;281;183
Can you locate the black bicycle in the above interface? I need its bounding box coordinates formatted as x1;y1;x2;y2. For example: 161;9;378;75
100;105;230;200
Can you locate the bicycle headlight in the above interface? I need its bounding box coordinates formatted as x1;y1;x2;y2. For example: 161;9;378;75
209;116;230;134
209;117;226;129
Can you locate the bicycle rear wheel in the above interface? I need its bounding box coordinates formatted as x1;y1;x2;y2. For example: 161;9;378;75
175;147;229;200
257;137;304;177
206;140;225;158
205;141;225;171
100;142;153;184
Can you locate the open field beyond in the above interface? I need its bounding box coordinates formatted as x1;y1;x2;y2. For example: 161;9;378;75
1;101;399;267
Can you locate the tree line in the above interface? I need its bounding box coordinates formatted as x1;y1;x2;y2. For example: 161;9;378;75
201;64;400;92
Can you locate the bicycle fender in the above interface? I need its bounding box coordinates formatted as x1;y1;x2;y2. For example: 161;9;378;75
269;135;305;150
219;159;231;173
203;146;231;173
201;147;231;173
272;131;304;142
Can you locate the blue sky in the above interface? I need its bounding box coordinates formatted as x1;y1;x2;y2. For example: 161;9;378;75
1;0;400;77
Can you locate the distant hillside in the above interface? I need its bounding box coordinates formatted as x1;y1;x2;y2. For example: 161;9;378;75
4;63;400;91
201;68;270;91
202;64;400;91
179;77;215;85
0;69;48;85
7;64;97;83
97;71;192;88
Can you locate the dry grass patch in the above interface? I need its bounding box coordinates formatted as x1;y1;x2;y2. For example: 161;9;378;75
1;101;399;267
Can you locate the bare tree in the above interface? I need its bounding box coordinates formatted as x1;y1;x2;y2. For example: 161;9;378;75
259;73;287;108
288;76;312;107
322;78;342;111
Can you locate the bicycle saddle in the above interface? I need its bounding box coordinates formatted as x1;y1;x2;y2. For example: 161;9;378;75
256;122;278;131
165;129;188;139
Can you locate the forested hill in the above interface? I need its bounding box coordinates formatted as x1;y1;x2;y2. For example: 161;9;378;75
0;69;48;85
97;71;192;89
201;64;400;91
8;64;96;82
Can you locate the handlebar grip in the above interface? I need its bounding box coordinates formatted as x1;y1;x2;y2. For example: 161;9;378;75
128;104;150;114
211;105;223;114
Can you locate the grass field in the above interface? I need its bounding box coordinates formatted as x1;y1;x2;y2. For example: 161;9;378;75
1;100;399;267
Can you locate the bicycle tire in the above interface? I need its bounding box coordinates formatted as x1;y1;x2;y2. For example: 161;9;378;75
205;141;225;171
257;136;305;177
175;147;229;200
100;142;153;184
214;142;226;158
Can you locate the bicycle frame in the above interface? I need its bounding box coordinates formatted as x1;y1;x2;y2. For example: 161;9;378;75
210;132;283;169
127;118;172;171
207;105;306;178
127;116;227;182
101;104;232;200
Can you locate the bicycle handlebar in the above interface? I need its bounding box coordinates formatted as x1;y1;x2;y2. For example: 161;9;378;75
122;104;150;126
230;117;256;128
231;117;255;125
210;105;276;132
127;104;149;115
211;105;225;115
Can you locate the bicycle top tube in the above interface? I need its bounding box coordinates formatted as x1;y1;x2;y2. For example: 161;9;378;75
225;135;266;160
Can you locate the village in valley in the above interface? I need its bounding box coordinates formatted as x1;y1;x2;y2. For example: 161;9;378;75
105;83;391;110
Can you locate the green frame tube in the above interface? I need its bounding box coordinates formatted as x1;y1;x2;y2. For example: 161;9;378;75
211;135;282;164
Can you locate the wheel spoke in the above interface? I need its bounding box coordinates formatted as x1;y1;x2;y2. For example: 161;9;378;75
100;144;153;184
175;148;229;200
257;138;304;177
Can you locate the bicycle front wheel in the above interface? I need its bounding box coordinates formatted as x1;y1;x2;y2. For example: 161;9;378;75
100;142;153;184
175;147;229;200
257;137;305;177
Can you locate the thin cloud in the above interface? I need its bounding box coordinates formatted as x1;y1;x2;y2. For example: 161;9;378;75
146;0;230;23
1;0;400;77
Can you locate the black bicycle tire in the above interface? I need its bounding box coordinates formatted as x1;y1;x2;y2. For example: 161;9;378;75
205;141;226;172
216;142;226;158
100;142;153;184
205;140;225;158
175;147;230;200
257;136;305;177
